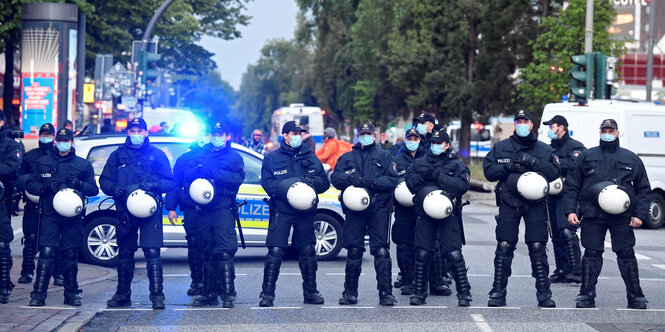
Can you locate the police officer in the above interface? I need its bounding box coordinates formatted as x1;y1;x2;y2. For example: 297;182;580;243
331;121;399;306
16;123;55;284
391;128;425;295
185;122;245;308
24;129;98;306
259;120;329;307
100;118;176;309
0;112;21;304
562;119;650;309
165;125;211;296
483;109;560;307
405;129;472;306
543;115;586;284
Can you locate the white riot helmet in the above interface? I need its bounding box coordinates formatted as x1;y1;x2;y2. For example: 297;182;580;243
189;178;215;205
126;189;158;218
342;185;371;211
394;180;415;207
422;190;454;219
25;190;40;204
53;188;84;217
597;184;631;215
287;181;318;210
549;178;564;196
515;171;549;201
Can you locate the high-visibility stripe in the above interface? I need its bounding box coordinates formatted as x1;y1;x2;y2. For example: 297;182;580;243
162;218;269;229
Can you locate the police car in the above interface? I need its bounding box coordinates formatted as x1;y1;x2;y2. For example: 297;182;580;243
74;134;345;266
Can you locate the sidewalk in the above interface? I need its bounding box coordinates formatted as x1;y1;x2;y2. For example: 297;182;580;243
0;256;115;332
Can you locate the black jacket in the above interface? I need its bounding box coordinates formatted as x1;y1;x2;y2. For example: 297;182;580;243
561;138;651;221
165;142;206;211
483;132;560;207
393;146;426;179
17;141;51;219
25;147;98;218
405;149;470;201
261;140;330;214
331;142;398;209
0;135;21;201
550;132;586;178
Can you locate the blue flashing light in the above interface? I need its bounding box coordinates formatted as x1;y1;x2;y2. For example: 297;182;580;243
179;121;202;138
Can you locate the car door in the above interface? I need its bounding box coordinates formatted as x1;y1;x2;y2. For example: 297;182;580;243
234;149;271;246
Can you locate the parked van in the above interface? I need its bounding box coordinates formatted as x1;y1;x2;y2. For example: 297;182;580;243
539;99;665;229
447;121;493;158
270;104;324;151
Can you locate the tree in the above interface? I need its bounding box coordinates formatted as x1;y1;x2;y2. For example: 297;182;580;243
179;70;238;136
517;0;623;119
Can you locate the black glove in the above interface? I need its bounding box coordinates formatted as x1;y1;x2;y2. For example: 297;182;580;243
301;176;315;186
140;180;160;192
413;163;432;175
67;176;82;189
517;152;539;170
360;178;375;188
112;186;126;200
45;180;62;194
349;176;363;187
10;190;21;217
505;161;526;174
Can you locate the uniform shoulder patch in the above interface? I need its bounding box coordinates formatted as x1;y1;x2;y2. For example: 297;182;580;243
572;150;581;158
392;162;397;171
554;155;560;164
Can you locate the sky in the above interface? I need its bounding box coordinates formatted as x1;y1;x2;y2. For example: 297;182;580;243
199;0;299;91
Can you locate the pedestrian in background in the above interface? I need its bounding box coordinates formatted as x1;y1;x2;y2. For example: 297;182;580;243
244;129;267;155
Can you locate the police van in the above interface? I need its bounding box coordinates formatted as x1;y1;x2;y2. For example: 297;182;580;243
538;99;665;229
269;104;324;151
447;121;493;158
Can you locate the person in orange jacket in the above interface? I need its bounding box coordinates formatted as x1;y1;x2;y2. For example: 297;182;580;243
316;128;341;169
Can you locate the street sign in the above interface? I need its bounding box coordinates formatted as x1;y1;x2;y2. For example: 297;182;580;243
83;83;95;103
102;62;134;101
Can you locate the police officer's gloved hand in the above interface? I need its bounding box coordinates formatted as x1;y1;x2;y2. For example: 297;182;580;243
517;152;539;170
360;178;375;188
45;180;62;194
140;180;160;192
301;176;315;187
112;186;126;200
413;163;432;175
349;176;363;187
10;190;21;216
67;176;82;190
505;161;525;173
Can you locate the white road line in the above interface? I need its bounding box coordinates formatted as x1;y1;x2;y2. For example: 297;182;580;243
102;308;154;311
468;306;520;310
471;314;492;332
20;306;77;310
651;264;665;270
617;308;665;312
393;306;448;309
173;308;230;311
249;306;301;310
641;278;665;282
321;306;374;309
635;253;651;260
541;307;599;311
468;274;492;277
164;274;190;277
279;272;301;276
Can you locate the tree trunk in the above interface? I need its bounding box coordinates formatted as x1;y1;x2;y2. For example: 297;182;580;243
3;38;15;127
459;23;476;165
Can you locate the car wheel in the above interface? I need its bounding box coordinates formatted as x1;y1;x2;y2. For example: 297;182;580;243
80;216;119;267
644;193;665;229
314;213;342;260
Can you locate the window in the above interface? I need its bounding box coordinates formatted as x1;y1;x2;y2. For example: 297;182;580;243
238;151;262;184
87;145;120;176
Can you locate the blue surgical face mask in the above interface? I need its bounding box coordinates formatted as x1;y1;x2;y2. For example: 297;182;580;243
600;133;616;142
430;143;444;155
289;135;302;148
56;141;71;153
547;129;557;140
416;123;427;135
515;124;531;137
39;137;53;144
359;134;374;146
211;136;226;148
130;134;145;146
405;141;419;152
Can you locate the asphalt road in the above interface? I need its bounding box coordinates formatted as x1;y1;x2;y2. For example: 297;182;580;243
9;201;665;331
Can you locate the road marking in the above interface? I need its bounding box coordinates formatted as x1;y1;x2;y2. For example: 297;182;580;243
617;308;665;312
160;248;168;252
279;272;301;276
540;307;600;311
322;306;374;309
468;274;492;277
173;308;230;311
325;272;366;276
393;306;448;309
471;314;492;332
20;306;77;310
468;306;520;310
641;278;665;282
102;308;154;311
249;306;301;310
635;253;651;260
164;274;190;277
652;264;665;270
511;275;532;278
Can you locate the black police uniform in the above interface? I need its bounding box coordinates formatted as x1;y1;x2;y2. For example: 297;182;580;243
165;141;206;296
546;128;586;284
0;129;21;304
259;121;330;307
562;126;650;309
405;131;472;306
25;130;98;306
184;133;245;308
391;130;425;295
331;122;399;306
100;119;176;309
483;111;560;307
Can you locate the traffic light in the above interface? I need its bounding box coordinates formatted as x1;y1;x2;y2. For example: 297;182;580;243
569;54;594;101
139;49;161;85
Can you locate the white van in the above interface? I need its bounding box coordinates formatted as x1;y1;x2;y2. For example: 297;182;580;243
447;121;493;158
539;99;665;229
270;103;324;151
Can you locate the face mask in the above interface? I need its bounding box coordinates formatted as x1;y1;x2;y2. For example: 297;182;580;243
405;141;419;152
56;141;71;153
600;133;616;142
515;124;531;137
130;134;145;146
211;136;226;148
39;137;53;144
547;129;557;140
416;123;427;135
359;134;374;147
430;144;444;155
289;135;302;148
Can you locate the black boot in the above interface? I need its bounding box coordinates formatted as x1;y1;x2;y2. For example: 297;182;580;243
561;228;582;283
428;246;451;296
616;248;648;309
549;228;569;284
19;234;38;284
448;250;472;307
186;235;204;296
393;273;403;288
52;251;64;286
259;247;283;307
29;247;56;306
61;249;82;306
299;245;324;305
374;248;396;306
0;242;14;304
193;253;220;307
107;248;135;308
488;241;514;307
528;242;555;307
218;253;236;308
576;249;602;308
410;249;430;306
144;249;165;309
339;248;363;305
395;244;415;295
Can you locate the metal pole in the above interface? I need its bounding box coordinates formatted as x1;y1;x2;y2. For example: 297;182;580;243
584;0;594;54
646;0;656;101
76;12;86;125
141;0;176;50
